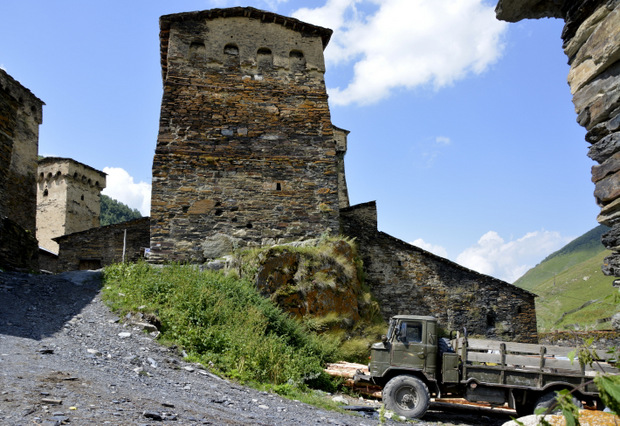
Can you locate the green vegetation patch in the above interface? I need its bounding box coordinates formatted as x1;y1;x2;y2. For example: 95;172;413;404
100;194;142;226
102;262;340;386
527;250;618;332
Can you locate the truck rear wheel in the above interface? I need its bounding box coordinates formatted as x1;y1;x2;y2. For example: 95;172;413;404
383;375;430;419
534;391;583;414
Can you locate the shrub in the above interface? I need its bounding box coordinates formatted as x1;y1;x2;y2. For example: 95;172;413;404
102;262;340;387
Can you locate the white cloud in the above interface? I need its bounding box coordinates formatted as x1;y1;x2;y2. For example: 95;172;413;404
435;136;451;145
102;167;151;216
456;230;573;283
411;238;448;258
294;0;507;105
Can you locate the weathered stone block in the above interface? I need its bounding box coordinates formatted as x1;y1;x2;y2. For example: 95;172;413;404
201;233;242;260
568;7;620;94
594;169;620;205
564;3;613;60
592;150;620;182
572;60;620;129
589;132;620;163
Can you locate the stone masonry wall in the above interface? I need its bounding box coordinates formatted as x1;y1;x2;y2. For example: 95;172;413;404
54;217;149;272
496;0;620;276
150;8;341;263
0;69;43;271
0;69;43;234
36;157;106;254
0;216;39;271
341;202;538;343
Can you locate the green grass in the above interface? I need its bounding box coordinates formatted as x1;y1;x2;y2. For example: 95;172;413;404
102;262;341;387
511;225;619;333
525;250;618;332
515;225;609;292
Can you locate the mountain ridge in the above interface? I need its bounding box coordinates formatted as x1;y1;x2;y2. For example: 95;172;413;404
513;224;617;332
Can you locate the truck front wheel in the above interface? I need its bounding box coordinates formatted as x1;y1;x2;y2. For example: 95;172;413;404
383;375;430;419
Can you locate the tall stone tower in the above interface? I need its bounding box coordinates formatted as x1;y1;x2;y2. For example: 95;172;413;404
36;157;106;253
150;7;348;263
0;69;44;270
0;69;43;235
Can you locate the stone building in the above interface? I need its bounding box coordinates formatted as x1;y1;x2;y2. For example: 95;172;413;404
54;217;149;272
36;157;106;254
0;69;43;270
149;7;537;341
495;1;620;277
341;202;538;342
150;7;345;263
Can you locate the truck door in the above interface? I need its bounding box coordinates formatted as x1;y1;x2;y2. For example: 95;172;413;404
391;320;428;371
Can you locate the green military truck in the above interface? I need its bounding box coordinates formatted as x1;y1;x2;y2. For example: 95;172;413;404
354;315;618;418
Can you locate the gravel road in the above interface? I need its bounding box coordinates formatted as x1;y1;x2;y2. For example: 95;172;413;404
0;270;512;425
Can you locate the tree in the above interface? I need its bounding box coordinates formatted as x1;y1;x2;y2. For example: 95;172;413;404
100;194;142;226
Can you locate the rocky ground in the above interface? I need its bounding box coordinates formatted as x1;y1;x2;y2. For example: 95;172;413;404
0;270;514;425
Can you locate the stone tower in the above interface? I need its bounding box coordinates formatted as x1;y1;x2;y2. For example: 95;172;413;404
0;69;43;235
36;157;106;253
150;7;348;263
0;69;44;270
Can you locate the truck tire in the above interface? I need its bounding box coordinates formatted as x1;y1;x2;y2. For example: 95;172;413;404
514;401;535;417
383;375;430;419
534;391;583;414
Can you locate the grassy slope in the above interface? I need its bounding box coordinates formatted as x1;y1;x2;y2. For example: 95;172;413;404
513;225;618;332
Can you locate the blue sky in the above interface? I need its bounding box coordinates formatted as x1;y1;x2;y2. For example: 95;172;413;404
0;0;599;282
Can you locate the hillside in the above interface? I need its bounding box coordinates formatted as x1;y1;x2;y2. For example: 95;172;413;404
513;225;618;332
100;194;142;226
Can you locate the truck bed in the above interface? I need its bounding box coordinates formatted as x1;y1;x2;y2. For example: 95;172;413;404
451;337;618;393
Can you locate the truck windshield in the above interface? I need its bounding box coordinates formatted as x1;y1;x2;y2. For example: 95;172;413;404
386;319;395;340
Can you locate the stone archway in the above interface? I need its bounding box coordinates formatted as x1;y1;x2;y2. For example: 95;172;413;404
496;0;620;277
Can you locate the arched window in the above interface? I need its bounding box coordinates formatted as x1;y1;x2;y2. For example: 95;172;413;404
257;47;273;71
224;43;239;56
224;43;240;68
189;41;206;63
289;50;306;72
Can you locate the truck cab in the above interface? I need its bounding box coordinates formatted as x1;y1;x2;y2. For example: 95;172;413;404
367;315;439;384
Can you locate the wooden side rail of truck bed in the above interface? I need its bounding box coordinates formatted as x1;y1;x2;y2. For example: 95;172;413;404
450;337;618;393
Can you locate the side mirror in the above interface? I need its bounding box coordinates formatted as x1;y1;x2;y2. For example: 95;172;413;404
381;334;388;344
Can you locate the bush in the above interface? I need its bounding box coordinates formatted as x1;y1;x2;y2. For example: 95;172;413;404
102;262;340;387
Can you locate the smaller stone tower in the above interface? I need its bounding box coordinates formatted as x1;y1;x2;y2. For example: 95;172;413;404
36;157;106;253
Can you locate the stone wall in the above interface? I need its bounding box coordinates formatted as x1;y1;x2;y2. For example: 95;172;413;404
150;8;343;263
54;217;149;272
0;69;43;234
38;248;58;273
0;69;43;271
0;216;38;271
496;0;620;276
341;202;538;343
36;157;106;253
